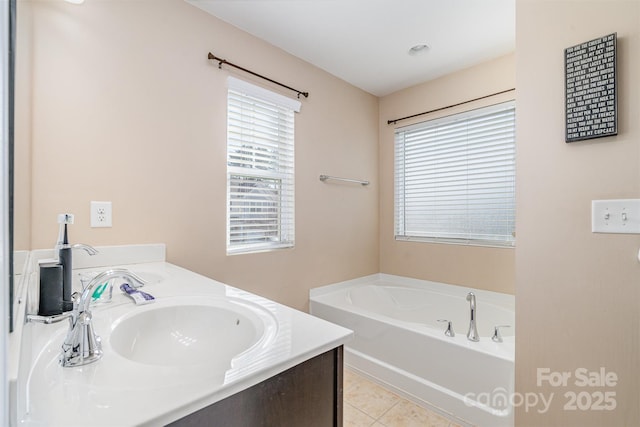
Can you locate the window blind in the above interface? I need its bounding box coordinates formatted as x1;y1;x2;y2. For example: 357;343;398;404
394;101;516;247
227;78;297;254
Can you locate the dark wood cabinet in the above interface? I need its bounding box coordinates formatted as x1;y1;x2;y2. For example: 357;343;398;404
169;346;343;427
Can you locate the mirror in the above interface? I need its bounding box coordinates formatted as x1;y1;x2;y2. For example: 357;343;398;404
8;0;30;332
6;0;16;332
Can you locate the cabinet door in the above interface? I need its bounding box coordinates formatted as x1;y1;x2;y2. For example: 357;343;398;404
169;346;343;427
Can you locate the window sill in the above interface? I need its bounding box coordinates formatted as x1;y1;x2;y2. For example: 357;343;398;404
395;235;515;249
227;242;294;256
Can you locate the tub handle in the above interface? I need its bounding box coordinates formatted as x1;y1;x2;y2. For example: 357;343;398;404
492;325;511;343
437;319;455;337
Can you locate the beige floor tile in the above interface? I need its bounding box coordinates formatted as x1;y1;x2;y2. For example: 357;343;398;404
344;369;362;392
344;374;401;419
344;402;377;427
343;369;464;427
378;399;451;427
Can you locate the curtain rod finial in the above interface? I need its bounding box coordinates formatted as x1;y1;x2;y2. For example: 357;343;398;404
206;51;309;99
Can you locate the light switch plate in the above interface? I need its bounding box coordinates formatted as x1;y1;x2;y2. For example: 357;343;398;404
592;199;640;234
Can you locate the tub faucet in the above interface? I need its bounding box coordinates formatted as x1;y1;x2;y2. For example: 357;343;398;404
466;292;480;342
60;268;146;367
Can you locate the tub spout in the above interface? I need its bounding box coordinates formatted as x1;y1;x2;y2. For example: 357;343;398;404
466;292;479;342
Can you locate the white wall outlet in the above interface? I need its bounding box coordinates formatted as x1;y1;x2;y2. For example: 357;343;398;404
91;201;112;228
592;199;640;234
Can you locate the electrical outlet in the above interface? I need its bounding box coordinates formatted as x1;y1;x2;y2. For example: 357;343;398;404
91;201;112;228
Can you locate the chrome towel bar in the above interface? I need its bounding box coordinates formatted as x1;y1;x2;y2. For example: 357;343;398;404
319;175;369;186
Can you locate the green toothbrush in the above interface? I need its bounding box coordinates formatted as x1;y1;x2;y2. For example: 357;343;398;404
91;282;108;300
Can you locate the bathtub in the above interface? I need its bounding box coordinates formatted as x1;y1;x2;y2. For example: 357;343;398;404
310;274;514;427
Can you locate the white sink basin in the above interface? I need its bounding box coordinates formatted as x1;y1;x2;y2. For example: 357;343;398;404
109;299;277;368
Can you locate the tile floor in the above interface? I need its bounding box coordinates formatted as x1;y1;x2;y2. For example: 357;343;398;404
343;368;465;427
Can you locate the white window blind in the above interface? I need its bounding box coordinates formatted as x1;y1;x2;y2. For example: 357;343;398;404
227;77;299;255
394;101;516;247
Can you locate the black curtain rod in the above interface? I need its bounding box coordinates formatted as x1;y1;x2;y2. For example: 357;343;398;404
387;88;515;125
208;52;309;99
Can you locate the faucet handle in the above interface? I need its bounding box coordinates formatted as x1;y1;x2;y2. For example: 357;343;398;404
437;319;455;337
492;325;511;343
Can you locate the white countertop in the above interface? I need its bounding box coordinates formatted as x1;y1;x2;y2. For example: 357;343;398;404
13;253;352;426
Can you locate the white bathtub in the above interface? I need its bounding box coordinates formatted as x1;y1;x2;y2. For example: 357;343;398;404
310;274;514;427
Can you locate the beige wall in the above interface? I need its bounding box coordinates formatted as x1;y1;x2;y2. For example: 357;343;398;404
18;0;379;310
516;1;640;425
378;54;516;295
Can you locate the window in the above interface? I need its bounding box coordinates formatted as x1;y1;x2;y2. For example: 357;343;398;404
226;77;300;254
394;101;516;247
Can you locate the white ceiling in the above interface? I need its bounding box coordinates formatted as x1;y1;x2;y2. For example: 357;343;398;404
187;0;515;97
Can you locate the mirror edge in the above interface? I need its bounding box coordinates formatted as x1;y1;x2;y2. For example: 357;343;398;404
7;0;16;333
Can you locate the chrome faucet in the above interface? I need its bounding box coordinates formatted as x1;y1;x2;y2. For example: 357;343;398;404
466;292;479;342
60;268;146;367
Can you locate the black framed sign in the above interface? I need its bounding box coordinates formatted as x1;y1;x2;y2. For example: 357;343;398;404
565;33;617;142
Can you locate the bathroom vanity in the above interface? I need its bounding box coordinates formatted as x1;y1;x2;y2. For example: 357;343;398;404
8;245;352;426
171;347;343;427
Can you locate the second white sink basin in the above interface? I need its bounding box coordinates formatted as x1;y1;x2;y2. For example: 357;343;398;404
109;299;276;368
